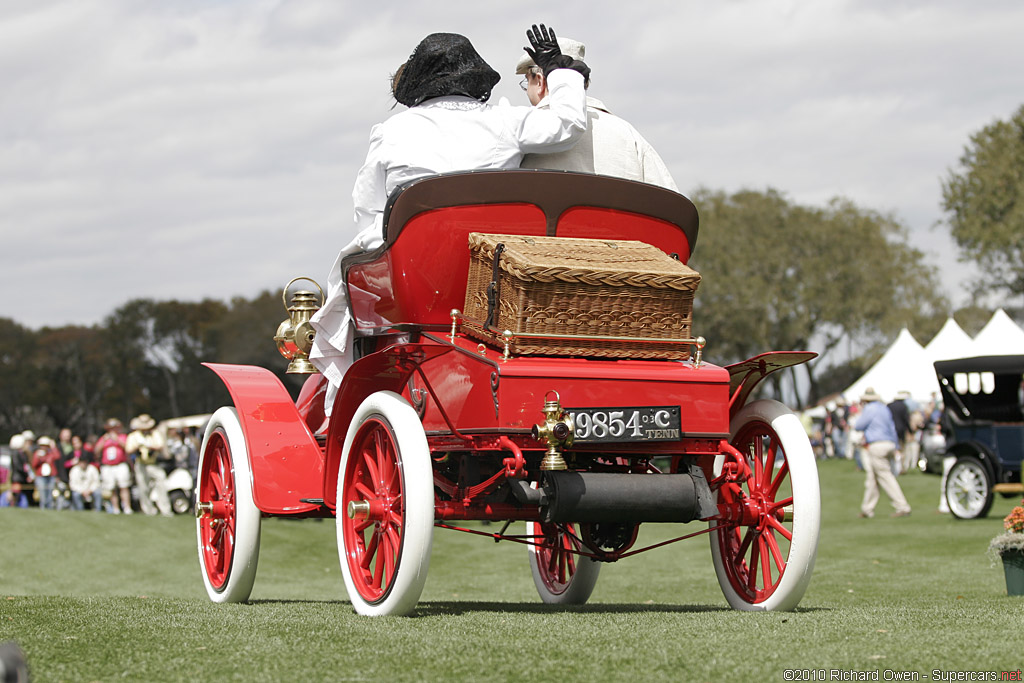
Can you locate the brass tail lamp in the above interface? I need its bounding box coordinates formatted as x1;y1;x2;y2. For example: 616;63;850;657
274;277;324;374
532;391;575;471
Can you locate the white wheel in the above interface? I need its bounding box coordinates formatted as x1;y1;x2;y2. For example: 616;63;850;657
945;456;993;519
527;521;601;605
196;407;261;603
336;391;434;616
709;399;820;611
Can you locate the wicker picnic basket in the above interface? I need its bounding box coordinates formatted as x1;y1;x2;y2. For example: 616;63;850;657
462;233;701;359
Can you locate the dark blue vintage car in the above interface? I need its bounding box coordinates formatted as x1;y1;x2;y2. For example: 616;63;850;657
935;355;1024;519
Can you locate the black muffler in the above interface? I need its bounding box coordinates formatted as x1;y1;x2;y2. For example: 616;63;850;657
538;470;716;524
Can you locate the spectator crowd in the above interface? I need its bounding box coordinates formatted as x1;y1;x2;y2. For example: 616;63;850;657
815;391;946;476
1;416;202;515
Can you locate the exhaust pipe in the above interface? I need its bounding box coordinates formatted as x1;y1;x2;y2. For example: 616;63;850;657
540;470;715;524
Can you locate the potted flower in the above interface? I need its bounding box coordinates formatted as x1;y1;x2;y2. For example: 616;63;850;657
989;499;1024;596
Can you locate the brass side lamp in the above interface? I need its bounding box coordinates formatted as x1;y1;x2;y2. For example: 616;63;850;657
273;277;324;374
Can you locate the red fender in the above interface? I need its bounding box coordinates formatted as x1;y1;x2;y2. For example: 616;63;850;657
203;363;324;515
322;342;453;510
725;351;817;419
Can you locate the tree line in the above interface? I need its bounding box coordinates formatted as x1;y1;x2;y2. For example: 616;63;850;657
0;292;306;441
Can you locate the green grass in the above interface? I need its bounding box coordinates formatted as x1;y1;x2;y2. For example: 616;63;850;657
2;460;1022;682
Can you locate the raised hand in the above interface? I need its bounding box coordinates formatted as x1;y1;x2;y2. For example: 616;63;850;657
524;24;564;74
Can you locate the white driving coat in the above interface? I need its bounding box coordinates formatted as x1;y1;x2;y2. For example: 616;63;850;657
309;70;587;406
521;96;678;192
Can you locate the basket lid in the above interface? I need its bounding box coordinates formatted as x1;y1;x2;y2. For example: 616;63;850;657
468;233;700;290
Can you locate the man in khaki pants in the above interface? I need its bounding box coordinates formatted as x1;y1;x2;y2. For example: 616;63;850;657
855;388;912;518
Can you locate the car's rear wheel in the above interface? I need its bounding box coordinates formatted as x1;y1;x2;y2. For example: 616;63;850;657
527;521;601;605
710;399;820;611
945;456;993;519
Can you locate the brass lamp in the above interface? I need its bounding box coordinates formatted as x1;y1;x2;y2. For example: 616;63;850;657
273;277;324;374
531;391;575;471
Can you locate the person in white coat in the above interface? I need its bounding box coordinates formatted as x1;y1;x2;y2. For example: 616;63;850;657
309;26;590;414
515;37;677;192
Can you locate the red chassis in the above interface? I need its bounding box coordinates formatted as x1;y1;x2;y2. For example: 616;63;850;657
195;170;821;616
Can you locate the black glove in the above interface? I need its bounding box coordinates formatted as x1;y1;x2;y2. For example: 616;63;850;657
524;24;563;74
524;24;591;81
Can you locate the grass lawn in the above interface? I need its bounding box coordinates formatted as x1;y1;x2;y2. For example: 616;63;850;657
2;459;1021;682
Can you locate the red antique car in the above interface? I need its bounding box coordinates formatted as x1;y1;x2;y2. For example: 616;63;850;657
195;170;821;615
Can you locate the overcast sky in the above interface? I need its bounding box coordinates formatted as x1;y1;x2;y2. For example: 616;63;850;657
3;0;1022;330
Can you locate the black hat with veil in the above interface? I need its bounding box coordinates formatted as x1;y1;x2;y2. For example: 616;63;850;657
393;33;501;107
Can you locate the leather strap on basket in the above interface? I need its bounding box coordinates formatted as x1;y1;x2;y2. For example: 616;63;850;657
484;242;505;329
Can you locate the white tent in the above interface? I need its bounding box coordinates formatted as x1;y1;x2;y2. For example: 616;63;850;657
923;317;974;363
842;328;939;404
971;308;1024;356
840;312;1024;406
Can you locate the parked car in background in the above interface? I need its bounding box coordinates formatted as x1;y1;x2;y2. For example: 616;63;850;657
934;355;1024;519
917;422;949;474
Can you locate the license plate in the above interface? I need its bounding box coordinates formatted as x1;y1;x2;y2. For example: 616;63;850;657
566;406;682;443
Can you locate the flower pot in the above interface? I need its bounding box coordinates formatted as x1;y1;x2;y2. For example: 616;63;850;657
1002;549;1024;596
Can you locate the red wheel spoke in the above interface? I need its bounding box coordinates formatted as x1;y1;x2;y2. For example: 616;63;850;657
354;482;375;500
762;440;778;487
769;496;793;512
752;441;763;488
386;465;400;497
211;522;225;548
354;518;373;532
746;534;760;592
361;531;380;571
224;526;235;556
373;429;388;482
765;528;787;574
744;443;759;497
362;448;380;488
213;544;225;575
385;522;401;553
759;535;772;590
735;526;755;561
210;470;225;499
564;550;577;577
766;515;793;541
769;460;790;499
372;543;386;591
546;546;559;575
380;444;395;491
383;539;395;585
